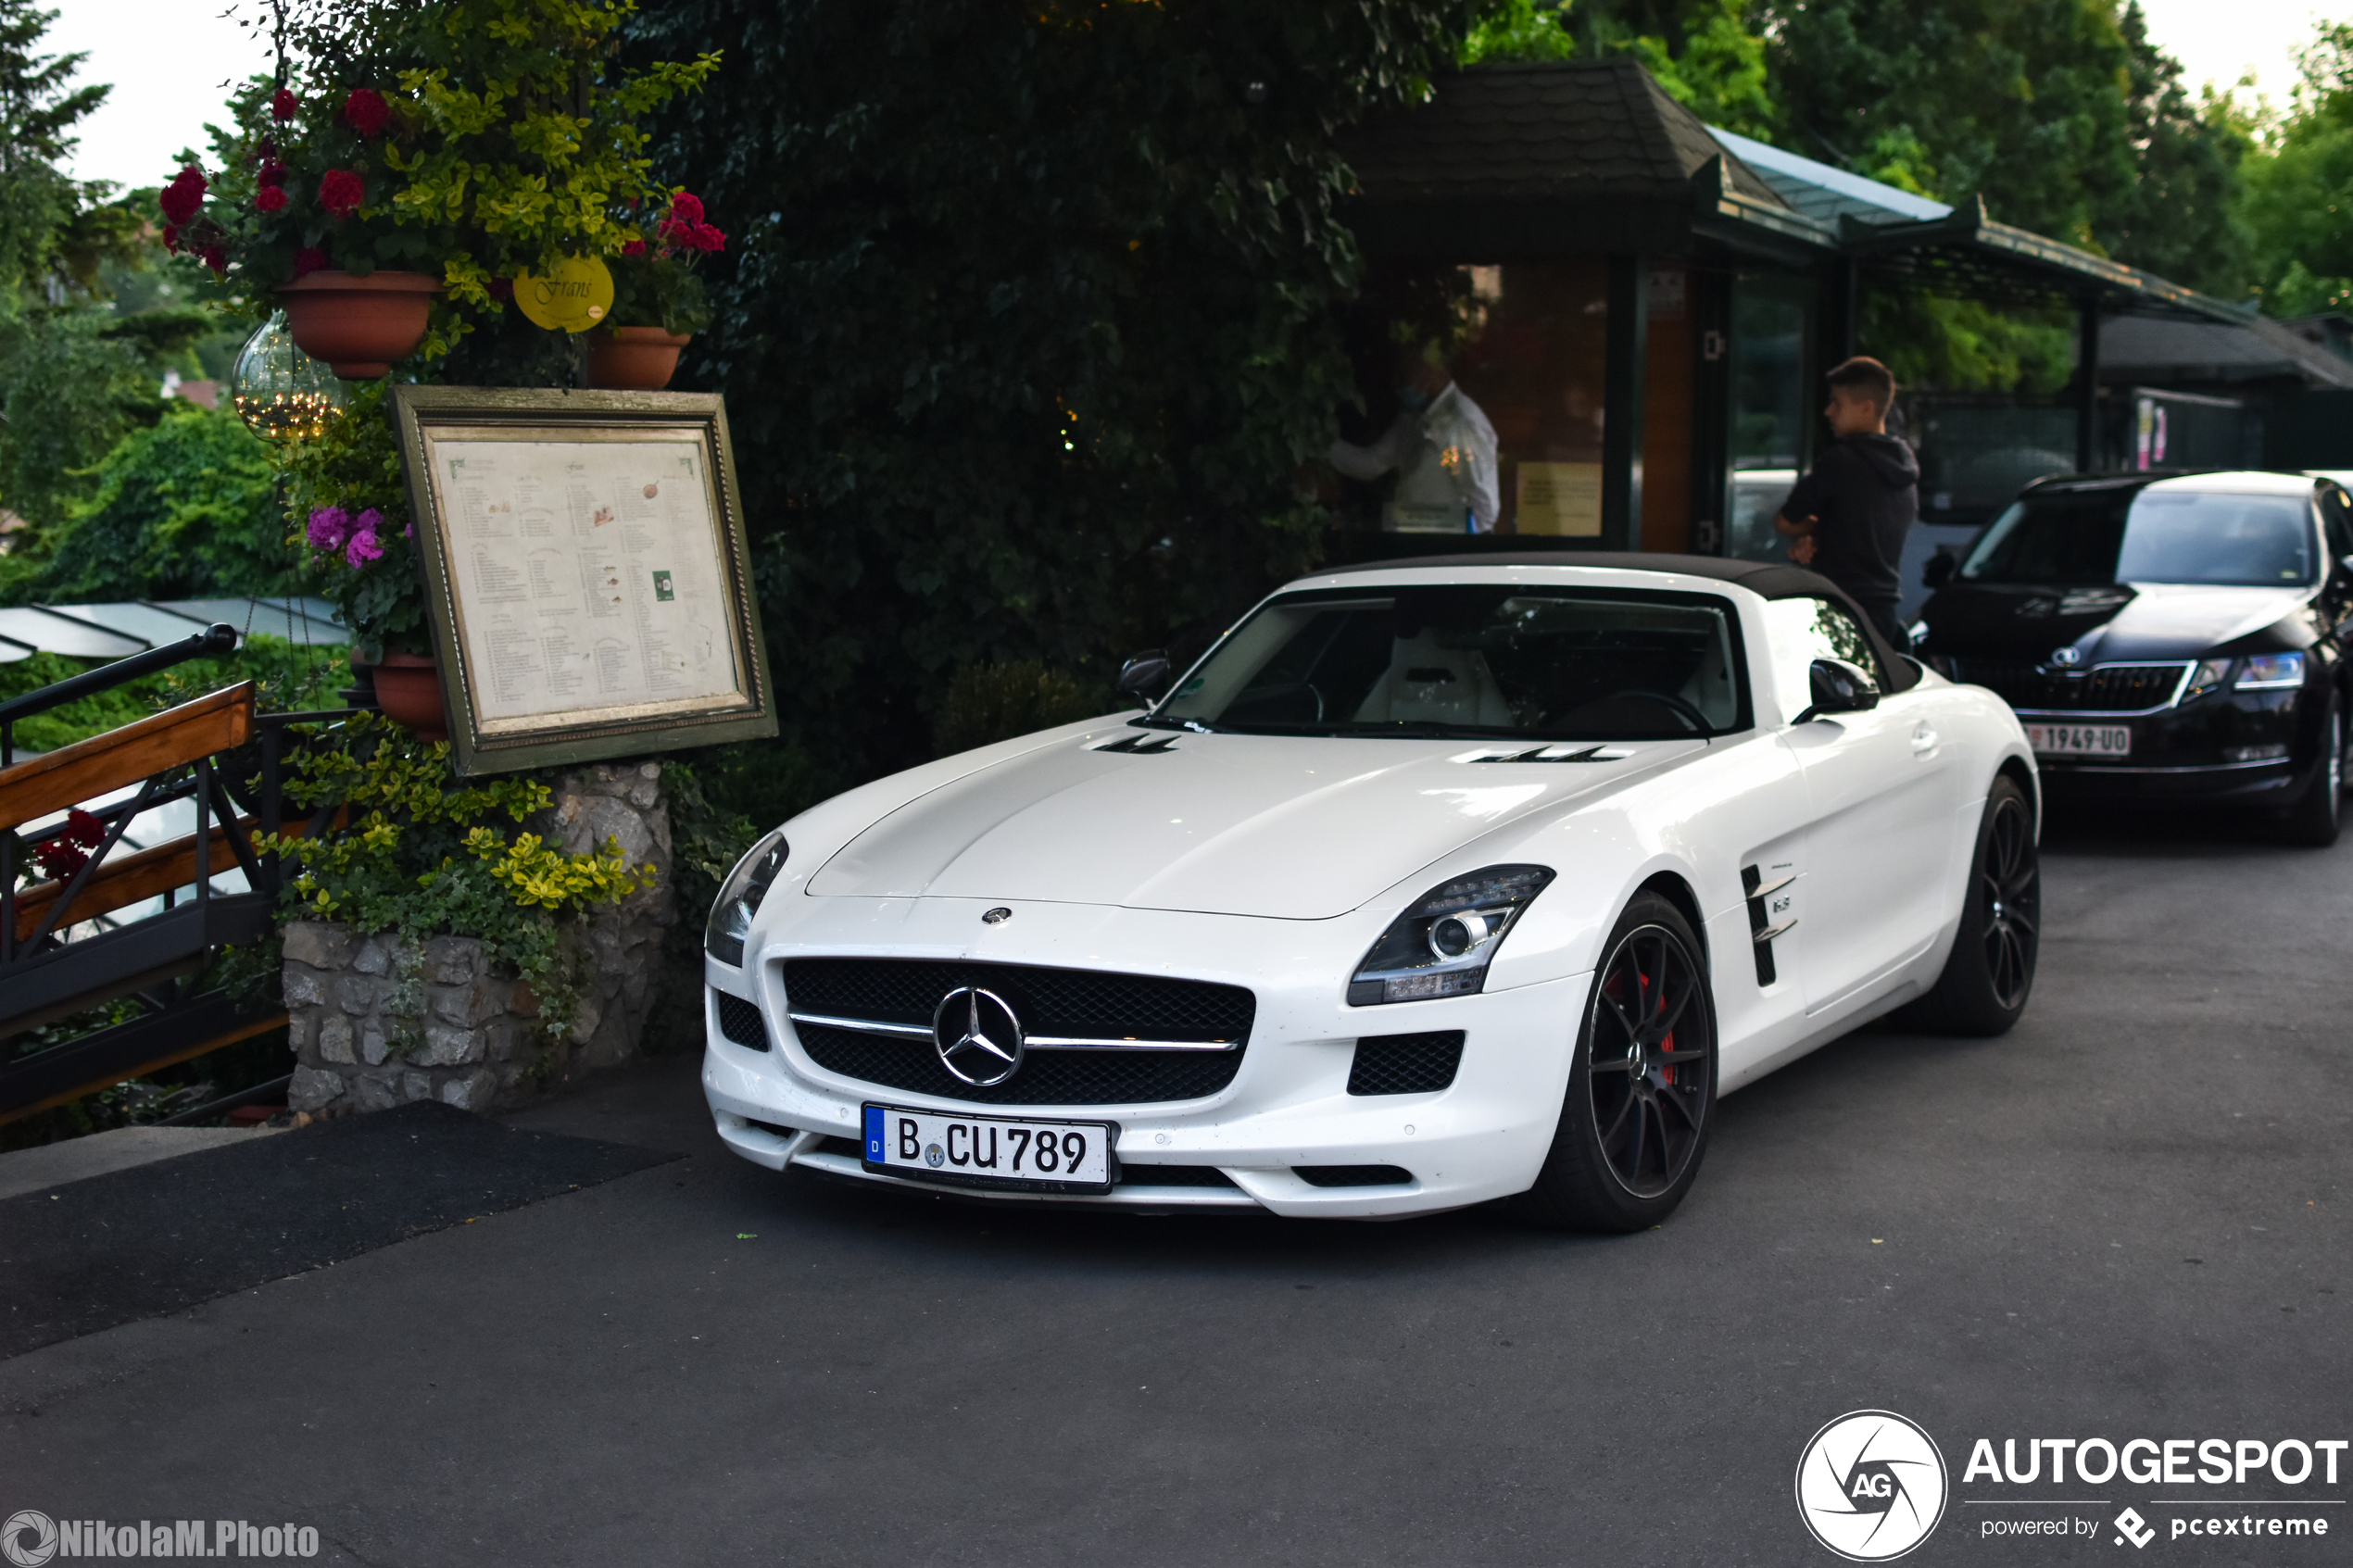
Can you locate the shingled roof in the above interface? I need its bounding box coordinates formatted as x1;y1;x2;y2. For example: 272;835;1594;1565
1342;58;1785;209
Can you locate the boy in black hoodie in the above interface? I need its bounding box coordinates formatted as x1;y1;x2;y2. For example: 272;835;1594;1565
1773;356;1919;649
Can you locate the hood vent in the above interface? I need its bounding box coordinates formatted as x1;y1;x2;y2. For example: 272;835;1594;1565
1090;733;1181;755
1458;744;1636;764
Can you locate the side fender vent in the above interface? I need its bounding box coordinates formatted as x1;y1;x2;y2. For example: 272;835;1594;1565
1741;864;1796;987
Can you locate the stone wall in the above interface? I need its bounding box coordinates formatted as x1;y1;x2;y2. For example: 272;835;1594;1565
284;762;677;1116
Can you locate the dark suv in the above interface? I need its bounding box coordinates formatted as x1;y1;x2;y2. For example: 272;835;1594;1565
1915;470;2353;845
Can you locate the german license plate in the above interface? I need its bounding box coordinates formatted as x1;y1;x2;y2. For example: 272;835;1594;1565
2026;722;2131;759
862;1105;1115;1194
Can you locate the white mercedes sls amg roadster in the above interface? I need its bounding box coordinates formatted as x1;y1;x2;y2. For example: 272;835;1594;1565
701;554;2040;1228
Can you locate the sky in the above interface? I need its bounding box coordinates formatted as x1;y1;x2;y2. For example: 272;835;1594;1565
41;0;2353;193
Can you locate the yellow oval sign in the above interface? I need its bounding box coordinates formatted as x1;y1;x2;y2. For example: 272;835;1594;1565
513;256;615;333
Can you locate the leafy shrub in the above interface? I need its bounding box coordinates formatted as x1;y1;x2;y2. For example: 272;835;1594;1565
932;661;1101;757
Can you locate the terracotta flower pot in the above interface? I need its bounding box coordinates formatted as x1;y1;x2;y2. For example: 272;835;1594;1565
369;652;450;744
279;270;441;378
587;326;692;391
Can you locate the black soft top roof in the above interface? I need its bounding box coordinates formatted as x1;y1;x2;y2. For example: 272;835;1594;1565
1316;551;1921;690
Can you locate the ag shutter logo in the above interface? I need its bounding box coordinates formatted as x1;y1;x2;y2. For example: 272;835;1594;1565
1795;1410;1950;1562
2;1511;56;1568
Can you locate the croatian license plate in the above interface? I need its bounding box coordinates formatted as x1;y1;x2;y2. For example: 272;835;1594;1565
862;1105;1115;1194
2026;722;2131;759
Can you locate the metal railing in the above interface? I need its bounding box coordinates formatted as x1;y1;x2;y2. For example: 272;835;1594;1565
0;626;356;1123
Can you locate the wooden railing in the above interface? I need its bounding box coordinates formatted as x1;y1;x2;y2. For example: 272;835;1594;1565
0;626;356;1123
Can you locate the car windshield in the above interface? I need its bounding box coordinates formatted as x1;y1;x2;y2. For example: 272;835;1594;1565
1152;585;1744;739
1958;486;2316;587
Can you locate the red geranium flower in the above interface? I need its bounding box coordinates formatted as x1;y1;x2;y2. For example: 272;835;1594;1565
271;87;297;120
688;223;725;253
294;246;329;278
668;192;704;226
158;165;206;225
319;169;364;217
256;184;287;214
343;88;389;136
621;238;647;257
201;245;226;275
33;808;107;883
160;224;179;253
258;162;286;187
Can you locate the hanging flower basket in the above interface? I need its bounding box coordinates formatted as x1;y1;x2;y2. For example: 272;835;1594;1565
280;270;441;378
587;326;693;391
369;652;449;743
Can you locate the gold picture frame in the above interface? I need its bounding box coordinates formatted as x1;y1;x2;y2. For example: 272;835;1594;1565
390;385;777;777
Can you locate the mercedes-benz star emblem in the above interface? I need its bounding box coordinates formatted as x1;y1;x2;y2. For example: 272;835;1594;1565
982;907;1013;924
2049;646;2082;667
933;985;1025;1086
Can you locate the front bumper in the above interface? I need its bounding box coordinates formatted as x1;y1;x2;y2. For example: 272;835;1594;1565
700;897;1588;1219
2019;685;2316;801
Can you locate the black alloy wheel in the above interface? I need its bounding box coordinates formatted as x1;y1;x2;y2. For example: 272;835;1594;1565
1520;891;1717;1233
2279;696;2342;847
1896;774;2040;1036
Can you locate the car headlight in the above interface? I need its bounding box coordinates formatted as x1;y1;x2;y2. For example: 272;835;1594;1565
705;829;788;967
2234;651;2306;690
2182;658;2233;702
1347;864;1554;1006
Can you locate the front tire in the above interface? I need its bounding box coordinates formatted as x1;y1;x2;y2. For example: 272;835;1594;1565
1519;892;1718;1233
1896;773;2039;1036
2278;695;2342;847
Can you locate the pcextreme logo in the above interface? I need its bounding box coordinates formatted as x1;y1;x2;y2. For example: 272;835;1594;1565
1795;1410;1952;1562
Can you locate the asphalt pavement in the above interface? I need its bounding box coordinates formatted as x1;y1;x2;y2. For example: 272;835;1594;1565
1;799;2347;1566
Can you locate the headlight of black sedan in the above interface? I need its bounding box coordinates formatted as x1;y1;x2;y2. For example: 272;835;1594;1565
1347;864;1554;1006
705;829;789;967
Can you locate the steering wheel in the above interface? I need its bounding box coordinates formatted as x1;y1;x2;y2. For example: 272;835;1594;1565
1581;689;1712;734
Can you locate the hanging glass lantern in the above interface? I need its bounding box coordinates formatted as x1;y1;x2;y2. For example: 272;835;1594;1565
231;311;345;440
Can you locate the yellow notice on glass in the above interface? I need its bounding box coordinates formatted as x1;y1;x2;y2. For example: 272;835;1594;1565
1516;461;1603;536
513;257;615;333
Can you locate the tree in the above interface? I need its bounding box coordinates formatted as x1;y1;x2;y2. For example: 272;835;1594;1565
30;401;292;602
2241;22;2353;316
628;0;1484;820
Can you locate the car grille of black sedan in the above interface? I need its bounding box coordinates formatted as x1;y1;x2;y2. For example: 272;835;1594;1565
781;958;1254;1107
1949;659;2189;713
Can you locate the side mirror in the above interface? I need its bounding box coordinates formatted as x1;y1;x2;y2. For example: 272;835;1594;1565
1116;649;1172;701
1922;551;1957;590
1797;658;1881;723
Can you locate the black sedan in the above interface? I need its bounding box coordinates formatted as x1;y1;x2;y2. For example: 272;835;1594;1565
1916;470;2353;845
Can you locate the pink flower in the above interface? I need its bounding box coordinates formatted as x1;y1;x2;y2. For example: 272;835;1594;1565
159;166;206;225
687;223;725;254
294;246;329;278
319;169;363;218
343;88;389;137
668;192;704;226
271;88;297;121
307;507;350;551
256;184;287;214
345;525;383;568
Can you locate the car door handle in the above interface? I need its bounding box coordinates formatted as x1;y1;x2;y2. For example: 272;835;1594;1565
1910;723;1939;755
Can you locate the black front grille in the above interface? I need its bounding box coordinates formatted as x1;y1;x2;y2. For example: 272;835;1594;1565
714;990;768;1050
1953;659;2186;712
1347;1032;1466;1096
795;1023;1245;1106
1295;1164;1414;1187
783;958;1253;1043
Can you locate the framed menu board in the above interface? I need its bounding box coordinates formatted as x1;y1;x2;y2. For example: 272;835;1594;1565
389;386;776;776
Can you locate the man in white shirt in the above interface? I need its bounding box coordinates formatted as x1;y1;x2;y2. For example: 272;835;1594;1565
1328;344;1501;533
